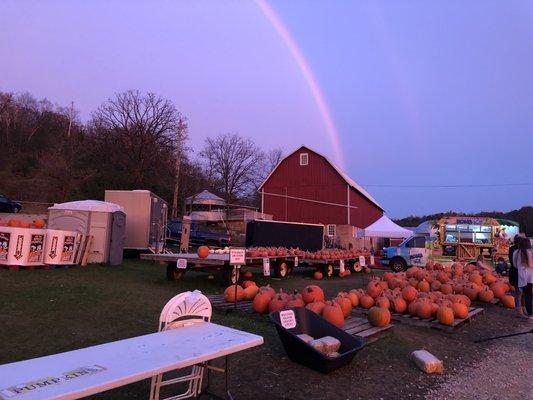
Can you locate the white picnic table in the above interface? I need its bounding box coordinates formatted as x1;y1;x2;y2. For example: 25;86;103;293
0;322;263;400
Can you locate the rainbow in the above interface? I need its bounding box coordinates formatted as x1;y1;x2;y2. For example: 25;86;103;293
255;0;345;168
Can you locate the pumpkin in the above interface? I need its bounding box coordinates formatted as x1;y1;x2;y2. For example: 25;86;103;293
32;219;46;229
430;280;442;291
258;285;275;299
19;221;31;228
197;246;210;259
478;287;495;303
490;283;507;299
483;272;496;285
417;301;433;319
501;295;515;309
252;292;272;314
243;271;253;280
376;296;390;310
439;283;453;295
366;281;383;298
269;292;288;312
242;280;256;289
463;284;479;301
408;300;419;316
402;286;417;302
392;297;407;314
437;271;449;283
8;219;21;227
306;300;326;315
347;290;359;307
224;285;244;302
322;301;345;327
417;280;430;292
436;306;455;326
335;295;352;317
302;285;325;304
243;285;259;300
313;271;323;280
469;273;483;286
452;303;469;319
360;295;375;309
286;292;305;308
368;306;391;327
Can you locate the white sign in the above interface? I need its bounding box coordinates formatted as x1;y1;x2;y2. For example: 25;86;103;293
359;256;366;267
263;257;270;276
339;259;345;273
370;255;375;266
0;365;106;399
229;248;246;265
279;310;297;329
294;256;298;267
176;258;187;269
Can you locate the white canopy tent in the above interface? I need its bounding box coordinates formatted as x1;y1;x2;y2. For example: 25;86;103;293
359;215;413;239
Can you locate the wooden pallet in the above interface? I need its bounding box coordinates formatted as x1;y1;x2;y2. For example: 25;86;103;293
350;306;485;332
207;294;393;343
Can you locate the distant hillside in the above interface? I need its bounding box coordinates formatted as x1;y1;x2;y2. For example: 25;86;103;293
394;206;533;236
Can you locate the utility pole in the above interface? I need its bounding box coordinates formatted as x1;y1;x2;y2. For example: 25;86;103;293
171;118;187;219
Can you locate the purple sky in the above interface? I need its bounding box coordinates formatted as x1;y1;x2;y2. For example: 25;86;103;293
1;1;532;218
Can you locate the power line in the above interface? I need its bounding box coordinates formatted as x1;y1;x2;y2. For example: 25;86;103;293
361;182;533;188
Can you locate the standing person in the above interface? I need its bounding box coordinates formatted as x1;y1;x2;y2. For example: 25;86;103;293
508;235;521;313
513;237;533;320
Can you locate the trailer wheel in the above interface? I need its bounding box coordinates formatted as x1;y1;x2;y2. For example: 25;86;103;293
390;257;407;272
166;263;186;281
274;262;289;278
223;266;240;286
322;264;334;278
352;261;362;272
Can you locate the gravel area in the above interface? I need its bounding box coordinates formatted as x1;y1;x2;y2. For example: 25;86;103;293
426;327;533;400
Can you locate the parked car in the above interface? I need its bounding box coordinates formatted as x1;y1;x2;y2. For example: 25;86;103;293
0;195;22;213
167;220;231;248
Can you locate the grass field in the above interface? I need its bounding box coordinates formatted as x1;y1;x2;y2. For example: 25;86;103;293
0;260;525;400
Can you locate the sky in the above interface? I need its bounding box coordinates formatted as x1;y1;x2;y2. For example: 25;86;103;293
1;0;532;218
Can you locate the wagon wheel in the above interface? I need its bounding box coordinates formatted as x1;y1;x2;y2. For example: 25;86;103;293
166;263;186;281
322;264;334;278
274;261;289;278
352;260;362;272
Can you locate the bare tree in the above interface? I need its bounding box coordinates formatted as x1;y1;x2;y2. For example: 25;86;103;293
264;147;283;178
200;133;264;204
171;117;188;218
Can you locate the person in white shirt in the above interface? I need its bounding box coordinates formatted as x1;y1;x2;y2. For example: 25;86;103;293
513;237;533;319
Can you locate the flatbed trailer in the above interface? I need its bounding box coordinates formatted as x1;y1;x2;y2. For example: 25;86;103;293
300;255;374;277
140;253;299;284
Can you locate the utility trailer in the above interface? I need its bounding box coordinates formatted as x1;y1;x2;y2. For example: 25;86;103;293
140;252;298;285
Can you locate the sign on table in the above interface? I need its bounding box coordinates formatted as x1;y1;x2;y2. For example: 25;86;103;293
279;310;297;329
294;256;299;267
229;248;246;266
339;259;345;273
359;256;366;267
262;257;270;276
176;258;187;269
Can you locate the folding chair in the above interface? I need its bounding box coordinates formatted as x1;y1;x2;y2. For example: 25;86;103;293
150;290;212;400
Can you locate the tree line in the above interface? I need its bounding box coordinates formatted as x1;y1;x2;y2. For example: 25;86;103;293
0;90;282;216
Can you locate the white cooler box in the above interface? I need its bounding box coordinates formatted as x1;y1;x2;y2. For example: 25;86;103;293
0;227;47;266
43;229;80;265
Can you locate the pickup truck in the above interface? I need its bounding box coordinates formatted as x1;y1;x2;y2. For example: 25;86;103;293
381;234;431;272
167;220;231;248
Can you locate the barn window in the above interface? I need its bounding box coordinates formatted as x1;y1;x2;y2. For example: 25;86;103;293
327;224;336;237
299;153;308;166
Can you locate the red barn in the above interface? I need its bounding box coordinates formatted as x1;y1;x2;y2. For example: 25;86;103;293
259;146;383;236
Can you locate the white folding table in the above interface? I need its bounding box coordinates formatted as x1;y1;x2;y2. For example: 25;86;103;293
0;322;263;400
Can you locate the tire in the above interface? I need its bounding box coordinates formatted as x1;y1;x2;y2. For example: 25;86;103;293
166;263;186;281
322;264;334;277
13;207;20;214
390;257;407;272
274;262;289;278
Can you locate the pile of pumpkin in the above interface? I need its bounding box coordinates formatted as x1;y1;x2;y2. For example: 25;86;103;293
0;219;46;229
223;281;391;329
246;247;370;260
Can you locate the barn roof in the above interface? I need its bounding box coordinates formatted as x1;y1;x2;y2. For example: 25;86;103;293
259;145;383;210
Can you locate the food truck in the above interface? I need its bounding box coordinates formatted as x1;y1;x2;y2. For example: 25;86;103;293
380;216;519;271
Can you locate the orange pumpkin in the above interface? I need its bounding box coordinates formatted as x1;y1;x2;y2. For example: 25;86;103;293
436;306;455;326
478;287;495;303
366;281;383;298
242;280;256;289
347;291;359;307
440;283;453;295
368;306;391;327
269;292;288;312
306;300;326;315
8;219;21;227
490;282;507;299
197;246;210;259
402;286;417;302
392;297;407;314
302;285;325;304
252;292;272;314
408;300;419;316
417;301;432;319
313;271;323;280
417;280;430;292
286;292;305;308
452;302;469;319
335;295;352;317
224;285;244;302
243;285;259;300
360;295;375;309
437;271;449;283
19;221;31;228
258;285;275;299
322;301;345;327
501;295;515;309
32;219;46;229
376;296;390;310
243;271;253;280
